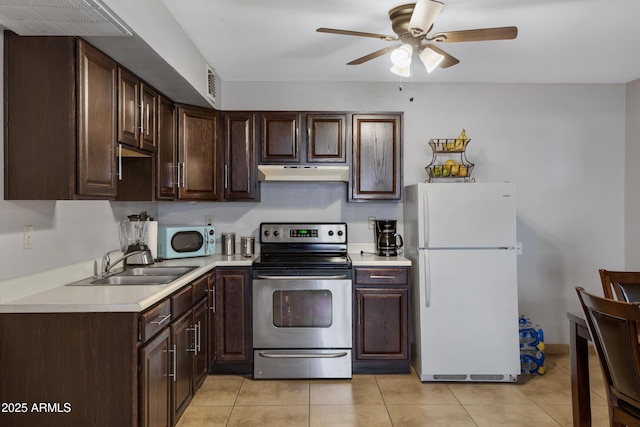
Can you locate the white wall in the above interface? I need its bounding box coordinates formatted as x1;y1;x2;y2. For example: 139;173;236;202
626;79;640;268
202;80;623;343
0;25;627;342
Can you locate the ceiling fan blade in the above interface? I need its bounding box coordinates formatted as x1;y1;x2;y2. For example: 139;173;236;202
347;45;398;65
431;26;518;43
316;27;398;41
423;44;460;68
409;0;444;36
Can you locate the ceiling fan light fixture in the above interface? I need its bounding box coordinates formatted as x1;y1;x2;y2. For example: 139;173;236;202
390;64;411;77
409;0;444;36
390;43;413;67
419;47;445;73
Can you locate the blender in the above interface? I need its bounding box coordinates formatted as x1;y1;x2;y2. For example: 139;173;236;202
119;212;154;266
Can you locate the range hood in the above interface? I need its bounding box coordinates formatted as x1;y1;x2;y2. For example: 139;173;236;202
0;0;131;36
258;165;350;182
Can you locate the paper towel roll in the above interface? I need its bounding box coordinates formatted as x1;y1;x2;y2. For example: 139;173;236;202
147;220;158;260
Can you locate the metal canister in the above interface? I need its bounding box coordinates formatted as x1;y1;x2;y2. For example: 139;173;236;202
240;236;255;258
222;233;235;255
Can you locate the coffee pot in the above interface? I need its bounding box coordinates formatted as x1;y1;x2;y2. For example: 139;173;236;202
375;219;404;257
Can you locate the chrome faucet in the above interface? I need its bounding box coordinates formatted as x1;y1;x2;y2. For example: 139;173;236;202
100;249;152;278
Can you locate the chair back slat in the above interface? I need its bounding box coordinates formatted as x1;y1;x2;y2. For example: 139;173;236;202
576;287;640;409
599;269;640;302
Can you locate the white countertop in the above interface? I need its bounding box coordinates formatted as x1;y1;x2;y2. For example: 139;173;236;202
0;255;253;314
0;250;410;314
349;252;412;267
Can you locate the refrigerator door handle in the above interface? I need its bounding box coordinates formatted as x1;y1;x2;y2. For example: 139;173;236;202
423;191;429;247
423;250;431;307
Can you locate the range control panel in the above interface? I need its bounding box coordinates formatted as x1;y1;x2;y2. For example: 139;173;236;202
259;223;347;244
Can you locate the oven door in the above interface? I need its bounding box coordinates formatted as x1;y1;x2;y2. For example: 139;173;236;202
252;276;352;349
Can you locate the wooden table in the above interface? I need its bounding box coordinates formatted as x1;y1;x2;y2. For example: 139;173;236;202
568;311;592;427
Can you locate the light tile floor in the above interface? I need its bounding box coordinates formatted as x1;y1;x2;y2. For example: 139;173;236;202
177;353;610;426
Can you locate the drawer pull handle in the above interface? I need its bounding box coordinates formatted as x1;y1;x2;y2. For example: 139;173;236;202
370;275;395;279
150;313;171;326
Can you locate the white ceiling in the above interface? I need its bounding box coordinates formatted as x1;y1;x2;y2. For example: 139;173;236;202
160;0;640;84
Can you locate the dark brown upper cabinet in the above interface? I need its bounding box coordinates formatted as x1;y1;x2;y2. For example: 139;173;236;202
259;112;301;164
117;67;157;153
4;33;121;200
156;95;177;200
351;113;403;201
176;105;221;201
306;113;347;163
259;112;347;165
223;112;259;201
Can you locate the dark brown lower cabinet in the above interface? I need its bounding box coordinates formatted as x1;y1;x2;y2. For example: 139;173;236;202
172;311;193;423
353;267;411;374
209;267;252;374
139;328;172;427
0;273;211;427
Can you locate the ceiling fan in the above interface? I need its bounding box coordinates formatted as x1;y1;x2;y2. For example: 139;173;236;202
317;0;517;76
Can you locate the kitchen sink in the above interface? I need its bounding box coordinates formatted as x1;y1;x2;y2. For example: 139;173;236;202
117;266;197;276
66;265;198;286
89;275;177;286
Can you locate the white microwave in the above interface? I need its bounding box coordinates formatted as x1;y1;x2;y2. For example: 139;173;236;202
158;226;216;259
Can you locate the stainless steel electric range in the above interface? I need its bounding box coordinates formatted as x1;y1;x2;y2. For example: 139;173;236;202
252;222;352;379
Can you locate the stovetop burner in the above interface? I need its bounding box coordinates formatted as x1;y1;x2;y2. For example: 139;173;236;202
253;222;350;270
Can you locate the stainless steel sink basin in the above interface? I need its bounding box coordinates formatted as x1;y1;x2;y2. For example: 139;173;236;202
65;265;198;286
89;275;177;286
117;266;197;276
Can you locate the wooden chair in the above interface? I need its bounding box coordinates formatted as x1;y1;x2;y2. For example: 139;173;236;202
599;269;640;302
576;287;640;427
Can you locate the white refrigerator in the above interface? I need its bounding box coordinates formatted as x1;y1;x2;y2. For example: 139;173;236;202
404;182;520;382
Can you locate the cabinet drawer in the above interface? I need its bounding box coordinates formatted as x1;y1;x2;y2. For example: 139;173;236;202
355;268;408;285
139;298;171;343
192;274;209;303
171;284;193;319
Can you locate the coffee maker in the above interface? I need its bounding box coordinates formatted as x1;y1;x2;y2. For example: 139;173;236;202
375;219;404;256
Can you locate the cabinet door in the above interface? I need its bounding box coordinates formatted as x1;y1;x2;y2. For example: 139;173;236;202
4;33;76;200
224;112;259;200
140;83;158;152
117;67;139;148
171;312;194;424
306;114;347;163
193;299;208;390
351;114;402;201
355;287;408;360
177;105;221;200
157;96;177;200
214;268;252;362
77;40;117;197
139;328;171;427
260;113;300;163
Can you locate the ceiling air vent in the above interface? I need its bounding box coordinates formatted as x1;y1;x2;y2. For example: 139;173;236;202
206;64;217;106
0;0;131;36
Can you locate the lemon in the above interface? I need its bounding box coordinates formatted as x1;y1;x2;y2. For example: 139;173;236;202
445;160;456;166
459;166;468;177
451;165;459;176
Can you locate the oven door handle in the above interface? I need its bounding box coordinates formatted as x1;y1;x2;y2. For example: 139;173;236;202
256;275;348;280
257;351;349;359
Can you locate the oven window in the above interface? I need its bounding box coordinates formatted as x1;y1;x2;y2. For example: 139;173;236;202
171;231;204;253
273;290;332;327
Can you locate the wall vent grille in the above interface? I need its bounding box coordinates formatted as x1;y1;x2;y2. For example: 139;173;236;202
0;0;131;36
206;64;217;106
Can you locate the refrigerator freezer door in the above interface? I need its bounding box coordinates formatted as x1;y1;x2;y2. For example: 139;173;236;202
413;248;519;382
419;182;516;249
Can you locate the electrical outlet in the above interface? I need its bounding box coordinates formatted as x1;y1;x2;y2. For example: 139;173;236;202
205;216;215;226
23;225;33;249
368;217;376;230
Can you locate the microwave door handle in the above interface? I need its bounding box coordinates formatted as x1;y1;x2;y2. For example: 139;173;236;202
204;228;209;254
